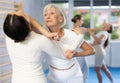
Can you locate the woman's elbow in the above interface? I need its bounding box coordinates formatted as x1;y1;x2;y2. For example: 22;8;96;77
92;48;96;55
89;47;96;55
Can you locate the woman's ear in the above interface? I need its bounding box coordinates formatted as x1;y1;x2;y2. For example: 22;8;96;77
59;16;64;23
76;19;80;23
59;19;62;23
29;24;32;31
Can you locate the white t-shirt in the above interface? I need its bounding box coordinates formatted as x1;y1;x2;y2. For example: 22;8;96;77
48;29;84;69
47;29;84;83
6;31;64;83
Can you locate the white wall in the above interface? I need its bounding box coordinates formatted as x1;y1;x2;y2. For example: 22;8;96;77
14;0;44;24
110;41;120;67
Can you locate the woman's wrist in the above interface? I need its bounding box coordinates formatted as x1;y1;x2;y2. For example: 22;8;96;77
45;32;60;41
72;52;78;57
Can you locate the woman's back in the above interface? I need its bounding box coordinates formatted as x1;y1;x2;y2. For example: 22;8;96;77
6;31;48;83
6;31;65;83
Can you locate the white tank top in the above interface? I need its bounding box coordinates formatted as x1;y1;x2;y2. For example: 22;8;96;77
96;31;109;47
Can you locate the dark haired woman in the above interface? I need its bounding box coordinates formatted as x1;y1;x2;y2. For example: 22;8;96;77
71;14;88;34
3;11;65;83
88;21;113;83
71;14;89;83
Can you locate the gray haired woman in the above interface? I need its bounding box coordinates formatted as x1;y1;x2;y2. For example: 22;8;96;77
43;4;95;83
34;4;95;83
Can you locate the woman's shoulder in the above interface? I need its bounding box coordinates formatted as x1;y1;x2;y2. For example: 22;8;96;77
64;28;72;32
63;29;83;42
101;31;109;35
64;28;76;35
30;31;47;39
24;31;50;45
97;31;108;38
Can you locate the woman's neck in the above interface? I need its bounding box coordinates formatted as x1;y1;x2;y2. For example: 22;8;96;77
102;27;106;31
58;28;64;38
49;26;64;38
74;23;80;28
49;26;60;32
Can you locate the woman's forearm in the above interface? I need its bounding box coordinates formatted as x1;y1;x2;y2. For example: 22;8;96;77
29;16;59;40
74;41;95;57
88;27;102;33
29;16;49;36
74;49;95;57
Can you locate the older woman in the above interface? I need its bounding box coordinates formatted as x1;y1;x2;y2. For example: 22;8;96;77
42;4;95;83
88;21;113;83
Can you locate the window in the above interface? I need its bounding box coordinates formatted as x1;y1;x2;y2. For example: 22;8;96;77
111;7;120;40
52;0;120;40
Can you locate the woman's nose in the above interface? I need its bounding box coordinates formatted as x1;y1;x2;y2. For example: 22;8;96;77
46;14;51;19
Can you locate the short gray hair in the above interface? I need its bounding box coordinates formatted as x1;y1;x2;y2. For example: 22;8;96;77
43;4;67;28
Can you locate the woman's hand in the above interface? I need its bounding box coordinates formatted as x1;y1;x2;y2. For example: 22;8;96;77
72;28;83;35
103;20;111;29
17;3;23;11
65;50;76;59
88;28;94;35
46;32;60;41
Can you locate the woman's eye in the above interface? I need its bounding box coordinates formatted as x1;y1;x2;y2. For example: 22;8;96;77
44;14;47;17
50;12;55;15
